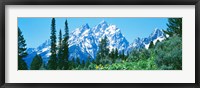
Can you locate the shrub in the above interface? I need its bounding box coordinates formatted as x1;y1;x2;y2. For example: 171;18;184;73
154;36;182;70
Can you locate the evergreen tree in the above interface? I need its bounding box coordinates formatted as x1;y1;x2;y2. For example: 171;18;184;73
47;18;57;70
81;60;85;68
72;57;75;63
155;40;160;47
68;61;73;70
95;36;109;64
121;50;125;60
39;63;47;70
95;54;101;65
58;29;63;69
71;57;75;68
30;55;43;70
18;27;28;70
163;18;182;37
114;48;118;61
62;19;69;70
76;57;81;66
149;41;154;49
85;55;91;68
109;48;115;62
103;36;109;56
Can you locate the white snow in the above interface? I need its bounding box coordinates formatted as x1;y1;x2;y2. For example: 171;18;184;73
145;43;150;49
46;53;51;57
82;29;90;36
73;28;81;35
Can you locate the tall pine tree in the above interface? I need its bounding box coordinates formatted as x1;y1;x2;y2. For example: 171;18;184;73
120;50;125;60
163;18;182;37
18;27;28;70
114;48;118;62
76;57;81;67
62;19;69;70
95;36;109;64
109;48;115;62
58;29;63;69
85;55;91;68
47;18;57;70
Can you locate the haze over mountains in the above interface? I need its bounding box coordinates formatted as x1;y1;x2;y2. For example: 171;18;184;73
23;20;165;68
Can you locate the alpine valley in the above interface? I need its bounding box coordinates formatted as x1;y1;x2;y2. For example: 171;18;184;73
23;20;166;68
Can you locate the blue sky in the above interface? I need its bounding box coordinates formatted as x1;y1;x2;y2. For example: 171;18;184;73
18;17;168;48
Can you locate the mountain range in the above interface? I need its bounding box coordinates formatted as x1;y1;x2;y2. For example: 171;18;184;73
23;20;165;68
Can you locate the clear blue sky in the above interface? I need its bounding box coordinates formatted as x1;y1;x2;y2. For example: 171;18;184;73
18;17;168;48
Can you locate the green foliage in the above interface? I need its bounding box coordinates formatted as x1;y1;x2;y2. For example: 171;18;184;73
70;58;76;69
149;41;154;49
67;60;74;70
109;48;115;62
100;56;112;65
95;54;101;65
18;58;28;70
127;48;151;62
127;49;140;62
99;56;158;70
18;27;28;70
62;19;69;70
95;36;110;65
114;48;119;62
163;18;182;37
18;27;28;58
81;60;85;68
119;50;126;60
58;29;63;69
76;57;81;66
58;29;62;47
155;40;160;47
85;56;91;68
88;63;96;70
154;36;182;70
39;63;48;70
30;55;43;70
138;49;151;60
48;18;57;70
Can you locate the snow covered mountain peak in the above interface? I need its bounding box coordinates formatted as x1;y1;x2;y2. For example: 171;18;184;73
24;21;166;68
100;20;108;25
128;28;166;51
82;23;90;29
105;25;121;35
36;39;51;51
71;23;91;37
94;20;109;32
150;28;164;39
